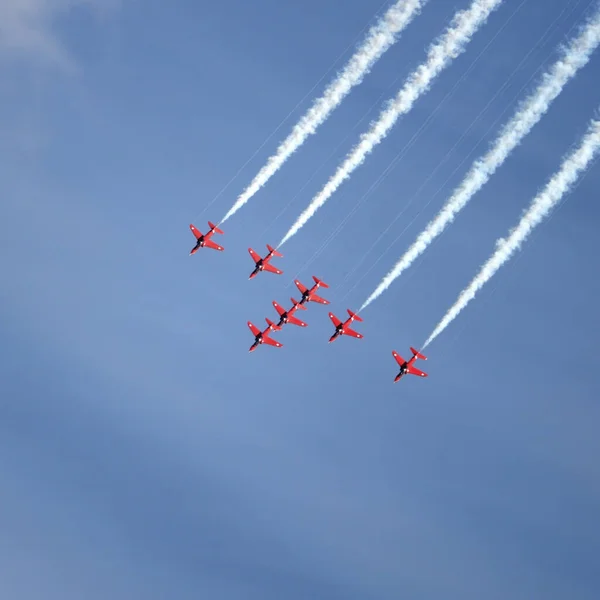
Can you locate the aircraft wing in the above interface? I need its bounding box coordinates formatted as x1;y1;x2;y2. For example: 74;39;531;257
392;351;405;367
287;315;307;327
190;224;203;239
328;313;342;327
262;336;282;348
294;279;308;294
344;326;363;339
407;365;428;378
272;302;285;317
248;248;262;264
204;239;224;251
247;322;261;337
262;262;283;275
310;293;329;305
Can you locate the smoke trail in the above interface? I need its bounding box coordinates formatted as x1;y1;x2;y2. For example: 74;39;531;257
278;0;503;246
220;0;425;223
424;116;600;347
360;7;600;311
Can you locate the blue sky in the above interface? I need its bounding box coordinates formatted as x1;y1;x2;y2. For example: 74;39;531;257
1;0;599;598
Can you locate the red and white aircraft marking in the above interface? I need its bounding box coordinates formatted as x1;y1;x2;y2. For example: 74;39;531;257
189;222;224;254
273;297;307;328
248;318;283;352
294;276;330;305
392;348;428;382
328;309;363;343
248;244;283;279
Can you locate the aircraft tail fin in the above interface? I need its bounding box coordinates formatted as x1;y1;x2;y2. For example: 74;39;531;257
312;275;329;288
267;244;283;257
347;309;363;322
410;347;427;360
208;221;224;234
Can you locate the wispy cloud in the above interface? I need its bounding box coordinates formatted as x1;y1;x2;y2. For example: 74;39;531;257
0;0;118;68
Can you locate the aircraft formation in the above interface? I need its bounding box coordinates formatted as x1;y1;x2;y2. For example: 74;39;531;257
189;222;427;384
185;1;600;387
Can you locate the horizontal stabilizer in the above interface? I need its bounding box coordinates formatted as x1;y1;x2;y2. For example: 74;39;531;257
410;347;427;360
266;244;283;257
312;276;329;288
347;309;363;322
265;318;281;331
208;221;224;234
291;297;306;310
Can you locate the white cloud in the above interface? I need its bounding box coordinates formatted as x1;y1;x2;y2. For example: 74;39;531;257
0;0;118;68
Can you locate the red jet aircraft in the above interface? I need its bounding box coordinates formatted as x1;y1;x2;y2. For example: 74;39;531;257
189;222;224;254
247;318;283;352
328;309;363;342
248;244;283;279
294;276;330;305
273;297;307;328
392;348;428;382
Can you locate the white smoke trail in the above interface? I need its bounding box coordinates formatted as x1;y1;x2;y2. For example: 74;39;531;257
220;0;425;223
360;7;600;311
278;0;503;246
424;116;600;348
